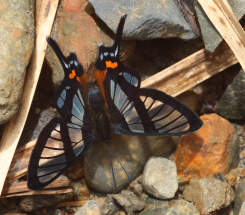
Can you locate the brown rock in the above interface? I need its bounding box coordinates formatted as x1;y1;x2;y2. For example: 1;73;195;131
183;178;235;214
174;113;239;181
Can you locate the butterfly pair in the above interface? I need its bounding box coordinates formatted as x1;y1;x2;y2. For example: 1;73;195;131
28;14;203;189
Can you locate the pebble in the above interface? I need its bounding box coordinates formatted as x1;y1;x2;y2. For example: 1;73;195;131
184;178;235;214
142;157;178;199
112;193;146;214
75;200;102;215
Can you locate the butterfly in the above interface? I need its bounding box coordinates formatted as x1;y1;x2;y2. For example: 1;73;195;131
27;14;203;190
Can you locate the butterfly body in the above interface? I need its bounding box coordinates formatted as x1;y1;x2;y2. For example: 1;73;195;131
28;14;203;190
87;82;112;142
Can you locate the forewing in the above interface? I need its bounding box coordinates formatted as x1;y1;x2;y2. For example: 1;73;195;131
28;117;94;189
47;37;90;127
114;88;203;136
95;15;141;121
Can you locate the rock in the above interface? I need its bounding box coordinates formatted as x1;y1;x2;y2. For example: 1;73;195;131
217;70;245;120
19;194;67;213
76;200;102;215
175;113;239;181
226;168;245;187
96;196;120;215
140;199;199;215
166;199;200;215
0;0;34;124
234;179;245;215
184;178;235;214
88;0;196;40
142;157;178;199
238;202;245;215
112;193;146;214
84;134;150;193
195;0;245;52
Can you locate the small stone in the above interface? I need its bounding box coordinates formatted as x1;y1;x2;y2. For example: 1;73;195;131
166;199;200;215
175;113;239;181
112;194;146;214
233;179;245;215
75;200;102;215
142;157;178;199
238;202;245;215
217;70;245;120
88;0;196;40
84;134;150;193
226;168;245;187
19;194;67;213
184;178;235;214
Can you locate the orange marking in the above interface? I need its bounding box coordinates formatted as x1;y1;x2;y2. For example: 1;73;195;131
96;69;108;107
69;69;76;79
106;61;118;69
76;73;88;102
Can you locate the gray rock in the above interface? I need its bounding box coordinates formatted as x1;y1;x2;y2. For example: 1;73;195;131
166;199;200;215
238;202;245;215
76;200;102;215
84;134;150;193
140;199;199;215
112;193;146;214
184;178;235;214
84;134;177;193
217;70;245;120
234;179;245;215
195;0;245;52
19;194;67;213
88;0;196;40
0;0;34;124
142;157;178;199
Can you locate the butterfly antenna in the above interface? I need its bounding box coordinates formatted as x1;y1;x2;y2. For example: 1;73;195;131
107;142;117;187
108;142;132;181
113;14;127;50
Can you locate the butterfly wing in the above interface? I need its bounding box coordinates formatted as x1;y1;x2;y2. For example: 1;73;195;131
28;38;94;189
96;15;203;136
28;117;94;189
113;88;203;136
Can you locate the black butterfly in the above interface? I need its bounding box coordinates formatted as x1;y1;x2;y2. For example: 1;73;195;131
28;14;203;189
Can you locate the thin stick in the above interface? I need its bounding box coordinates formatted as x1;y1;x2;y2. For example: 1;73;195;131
141;41;237;96
197;0;245;71
0;0;59;195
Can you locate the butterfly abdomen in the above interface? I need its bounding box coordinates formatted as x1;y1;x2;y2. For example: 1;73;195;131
88;82;111;142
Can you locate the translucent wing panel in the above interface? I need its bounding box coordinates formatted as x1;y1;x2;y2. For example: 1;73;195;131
28;118;93;189
114;88;203;136
55;81;86;127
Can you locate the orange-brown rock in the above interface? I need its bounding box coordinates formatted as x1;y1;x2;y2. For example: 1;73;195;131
174;113;239;181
